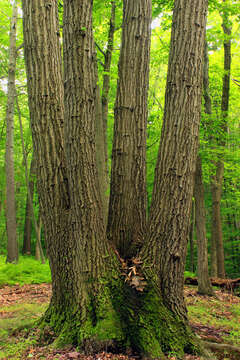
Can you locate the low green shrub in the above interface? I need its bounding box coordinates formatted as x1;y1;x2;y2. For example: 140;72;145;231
0;256;51;286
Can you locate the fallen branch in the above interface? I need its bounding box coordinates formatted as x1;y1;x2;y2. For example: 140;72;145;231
185;277;240;291
203;340;240;355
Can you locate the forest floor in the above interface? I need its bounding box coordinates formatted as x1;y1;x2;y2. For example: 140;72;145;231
0;283;240;360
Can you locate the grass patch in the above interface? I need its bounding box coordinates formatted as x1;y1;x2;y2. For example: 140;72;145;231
187;291;240;347
0;256;51;287
184;271;196;278
0;302;48;359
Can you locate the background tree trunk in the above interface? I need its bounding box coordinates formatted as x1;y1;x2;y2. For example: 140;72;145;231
22;156;36;255
107;0;151;258
94;55;109;226
142;0;208;319
5;0;18;264
194;155;214;295
193;39;214;295
101;1;116;181
189;200;195;273
211;1;231;279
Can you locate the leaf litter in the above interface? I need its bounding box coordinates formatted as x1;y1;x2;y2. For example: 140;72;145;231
0;284;240;359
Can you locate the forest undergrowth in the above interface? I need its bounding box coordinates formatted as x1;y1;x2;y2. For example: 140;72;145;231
0;258;240;360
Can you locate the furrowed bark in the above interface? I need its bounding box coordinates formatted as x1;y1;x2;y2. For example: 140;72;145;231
142;0;209;319
107;0;151;258
22;0;81;309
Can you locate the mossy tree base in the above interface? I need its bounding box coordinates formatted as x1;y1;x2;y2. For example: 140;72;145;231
39;277;204;359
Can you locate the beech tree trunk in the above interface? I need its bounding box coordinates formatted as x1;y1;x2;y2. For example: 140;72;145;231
5;0;18;264
107;0;151;258
194;156;214;295
142;0;208;320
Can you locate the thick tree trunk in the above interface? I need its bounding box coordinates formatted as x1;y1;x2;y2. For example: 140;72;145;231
5;0;18;263
194;156;214;295
22;0;208;358
142;0;208;320
107;0;151;258
22;156;36;255
22;0;78;310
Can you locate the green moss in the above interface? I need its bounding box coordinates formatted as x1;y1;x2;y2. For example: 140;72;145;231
39;272;202;359
116;286;202;359
39;280;125;351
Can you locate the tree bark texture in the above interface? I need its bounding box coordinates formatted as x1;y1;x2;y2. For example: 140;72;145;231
22;0;207;357
22;0;80;308
63;0;110;285
194;156;213;295
22;156;36;255
5;0;18;263
142;0;208;319
107;0;151;258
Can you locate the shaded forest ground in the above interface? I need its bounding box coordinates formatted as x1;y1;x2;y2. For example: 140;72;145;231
0;283;240;359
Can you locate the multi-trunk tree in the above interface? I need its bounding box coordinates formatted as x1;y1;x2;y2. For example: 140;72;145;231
22;0;208;358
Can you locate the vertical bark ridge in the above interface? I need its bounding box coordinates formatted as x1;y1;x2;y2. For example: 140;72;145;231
63;0;109;282
22;0;88;308
142;0;208;319
107;0;151;258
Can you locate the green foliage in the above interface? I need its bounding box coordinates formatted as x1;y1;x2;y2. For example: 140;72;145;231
0;256;51;286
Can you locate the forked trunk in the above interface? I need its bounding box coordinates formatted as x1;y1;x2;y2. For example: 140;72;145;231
22;0;208;358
